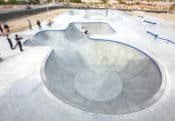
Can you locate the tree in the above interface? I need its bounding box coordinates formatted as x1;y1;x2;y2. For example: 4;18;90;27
8;0;18;4
28;0;40;4
0;0;5;4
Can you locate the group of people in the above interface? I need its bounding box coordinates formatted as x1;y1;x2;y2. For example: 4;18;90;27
0;18;54;61
27;19;42;30
0;22;24;52
27;19;53;30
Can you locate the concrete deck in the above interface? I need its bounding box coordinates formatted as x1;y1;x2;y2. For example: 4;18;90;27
0;9;175;121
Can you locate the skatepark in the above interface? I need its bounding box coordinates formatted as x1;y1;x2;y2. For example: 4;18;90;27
0;9;175;121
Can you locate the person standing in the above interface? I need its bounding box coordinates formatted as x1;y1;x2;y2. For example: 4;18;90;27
27;19;32;30
6;35;14;49
3;23;10;36
47;18;53;27
0;57;2;62
0;23;3;36
36;20;41;29
14;34;23;52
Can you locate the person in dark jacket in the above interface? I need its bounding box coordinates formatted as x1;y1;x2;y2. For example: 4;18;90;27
14;34;23;52
36;20;42;29
0;23;3;35
3;23;10;36
6;35;14;49
0;57;2;62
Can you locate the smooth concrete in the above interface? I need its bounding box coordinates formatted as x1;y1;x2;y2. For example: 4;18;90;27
0;9;175;121
31;22;163;114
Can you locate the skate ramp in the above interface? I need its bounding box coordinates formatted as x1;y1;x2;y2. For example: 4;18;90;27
32;23;164;115
31;22;115;46
66;22;115;35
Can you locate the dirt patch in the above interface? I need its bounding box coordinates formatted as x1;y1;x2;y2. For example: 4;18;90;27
6;9;66;32
5;9;175;32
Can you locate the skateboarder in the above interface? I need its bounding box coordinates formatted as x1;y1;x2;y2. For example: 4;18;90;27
83;29;89;36
47;18;53;27
14;34;23;52
81;26;89;36
36;20;42;29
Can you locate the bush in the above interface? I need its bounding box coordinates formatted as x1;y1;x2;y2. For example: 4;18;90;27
70;0;81;3
118;0;125;4
169;3;175;11
19;1;28;4
0;0;5;4
28;0;40;4
0;0;29;4
101;0;109;4
136;2;140;5
47;0;52;3
7;0;18;4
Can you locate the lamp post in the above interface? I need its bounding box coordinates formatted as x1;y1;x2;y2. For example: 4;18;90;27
46;0;50;19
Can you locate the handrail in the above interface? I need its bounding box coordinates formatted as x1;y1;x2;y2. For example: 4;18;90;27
147;31;175;44
144;20;157;25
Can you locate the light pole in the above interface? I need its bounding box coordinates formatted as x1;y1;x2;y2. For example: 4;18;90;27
46;0;50;19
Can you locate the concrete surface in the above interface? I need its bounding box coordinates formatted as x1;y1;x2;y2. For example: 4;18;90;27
31;23;163;114
0;9;175;121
